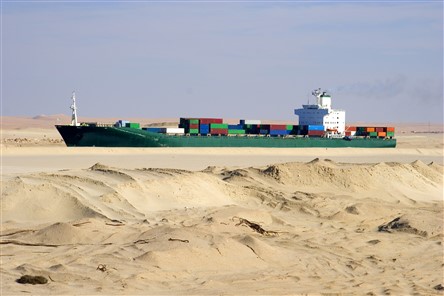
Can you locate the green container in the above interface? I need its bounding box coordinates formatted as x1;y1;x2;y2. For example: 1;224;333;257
210;123;229;129
126;123;140;129
228;129;246;134
286;125;293;130
189;128;199;134
387;132;395;137
189;119;199;124
369;132;378;137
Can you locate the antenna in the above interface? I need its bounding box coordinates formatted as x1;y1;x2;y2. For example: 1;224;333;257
312;88;321;105
70;91;79;126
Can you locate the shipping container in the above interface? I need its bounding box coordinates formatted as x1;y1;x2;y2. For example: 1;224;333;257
143;127;162;133
210;128;228;135
228;124;244;130
286;125;294;131
375;127;384;132
270;130;291;136
210;123;229;129
189;124;199;129
189;128;199;134
378;132;386;137
160;128;185;134
228;129;246;135
386;127;395;132
307;125;324;131
240;119;261;125
308;130;324;136
189;119;199;124
199;118;223;124
245;127;260;134
269;124;287;130
126;123;140;129
369;132;378;137
366;127;375;132
387;131;395;137
180;117;198;124
200;124;210;134
345;126;357;131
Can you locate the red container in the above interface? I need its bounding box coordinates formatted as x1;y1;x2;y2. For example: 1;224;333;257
345;131;352;136
386;127;395;132
189;124;199;129
345;126;357;131
308;130;324;136
269;124;287;130
210;128;228;135
375;127;384;132
199;118;223;124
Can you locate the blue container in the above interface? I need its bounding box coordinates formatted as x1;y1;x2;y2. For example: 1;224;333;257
228;124;243;130
200;124;210;134
307;125;324;131
143;128;162;133
270;130;291;136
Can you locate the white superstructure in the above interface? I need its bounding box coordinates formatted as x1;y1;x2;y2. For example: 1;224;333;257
294;88;345;134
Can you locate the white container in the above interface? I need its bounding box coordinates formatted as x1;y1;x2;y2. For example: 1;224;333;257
240;119;261;125
161;128;185;134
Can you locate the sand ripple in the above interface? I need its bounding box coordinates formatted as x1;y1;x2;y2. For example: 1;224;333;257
1;159;443;295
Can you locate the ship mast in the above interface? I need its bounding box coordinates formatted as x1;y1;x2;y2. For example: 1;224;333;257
312;88;322;106
70;91;79;126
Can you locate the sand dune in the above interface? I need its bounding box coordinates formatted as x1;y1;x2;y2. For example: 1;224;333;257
1;159;443;295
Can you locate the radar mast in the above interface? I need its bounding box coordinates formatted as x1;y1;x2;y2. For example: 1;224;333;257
70;91;79;126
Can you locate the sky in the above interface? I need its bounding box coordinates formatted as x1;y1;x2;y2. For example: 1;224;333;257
2;1;443;123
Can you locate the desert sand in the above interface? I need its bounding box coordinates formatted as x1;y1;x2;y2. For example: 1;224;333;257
1;117;443;295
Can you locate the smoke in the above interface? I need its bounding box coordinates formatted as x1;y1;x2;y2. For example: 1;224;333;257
334;75;407;100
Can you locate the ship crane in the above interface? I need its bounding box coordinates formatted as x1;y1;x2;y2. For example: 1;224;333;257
70;91;79;126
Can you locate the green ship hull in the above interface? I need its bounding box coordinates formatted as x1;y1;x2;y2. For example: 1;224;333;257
56;125;396;148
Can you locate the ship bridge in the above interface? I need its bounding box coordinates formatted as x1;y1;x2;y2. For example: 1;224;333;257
294;88;345;134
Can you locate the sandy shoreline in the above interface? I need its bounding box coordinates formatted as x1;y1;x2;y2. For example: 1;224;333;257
2;145;443;175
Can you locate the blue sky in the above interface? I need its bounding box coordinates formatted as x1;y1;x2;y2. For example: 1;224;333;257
2;1;443;123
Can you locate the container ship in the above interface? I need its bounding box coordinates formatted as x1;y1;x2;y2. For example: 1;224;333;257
55;89;396;148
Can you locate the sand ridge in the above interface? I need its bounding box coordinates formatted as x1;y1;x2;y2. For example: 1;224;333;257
1;159;443;295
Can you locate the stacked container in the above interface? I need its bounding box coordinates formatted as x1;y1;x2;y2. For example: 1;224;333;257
386;127;395;138
179;118;199;134
299;125;325;137
228;124;245;135
355;126;395;138
244;124;260;134
210;123;228;135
